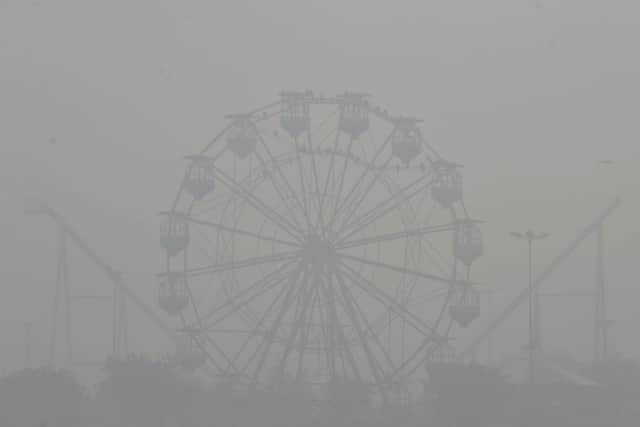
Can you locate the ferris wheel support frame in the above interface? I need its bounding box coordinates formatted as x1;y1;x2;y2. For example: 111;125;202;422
459;197;621;362
26;201;177;344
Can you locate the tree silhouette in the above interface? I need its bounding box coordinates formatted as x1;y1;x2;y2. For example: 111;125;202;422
95;355;204;427
0;367;87;427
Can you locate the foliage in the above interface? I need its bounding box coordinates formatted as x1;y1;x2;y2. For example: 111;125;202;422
0;367;87;427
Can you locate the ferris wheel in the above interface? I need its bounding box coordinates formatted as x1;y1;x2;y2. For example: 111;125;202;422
159;91;483;394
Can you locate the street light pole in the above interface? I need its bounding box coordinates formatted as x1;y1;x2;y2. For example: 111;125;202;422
511;230;550;385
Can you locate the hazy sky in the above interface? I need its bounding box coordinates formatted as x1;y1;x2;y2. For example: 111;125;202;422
1;0;639;373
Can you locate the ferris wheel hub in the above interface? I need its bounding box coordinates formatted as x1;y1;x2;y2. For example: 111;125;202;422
301;233;336;271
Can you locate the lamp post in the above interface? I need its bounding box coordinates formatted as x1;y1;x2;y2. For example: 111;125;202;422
510;230;550;384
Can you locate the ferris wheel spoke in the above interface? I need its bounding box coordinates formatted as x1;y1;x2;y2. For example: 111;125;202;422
419;235;453;278
333;154;394;234
305;128;327;231
354;276;437;375
330;136;356;221
184;215;300;248
318;273;363;382
334;270;396;386
275;267;314;377
180;305;237;376
251;264;306;384
212;164;303;242
314;283;334;378
337;174;433;242
332;176;370;236
326;127;396;232
388;335;435;381
337;223;458;250
183;329;226;373
179;259;228;367
293;139;312;230
253;151;304;230
365;286;448;345
333;274;388;396
296;283;319;380
198;122;235;155
199;331;242;376
402;173;433;222
201;259;296;327
234;269;299;376
379;177;417;231
404;281;450;307
344;292;398;376
339;253;460;287
397;319;454;380
180;251;299;278
317;129;342;231
218;163;303;238
338;260;440;340
253;148;306;231
255;131;314;231
338;179;434;247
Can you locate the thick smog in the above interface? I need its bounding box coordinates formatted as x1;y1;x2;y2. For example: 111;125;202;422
1;1;640;426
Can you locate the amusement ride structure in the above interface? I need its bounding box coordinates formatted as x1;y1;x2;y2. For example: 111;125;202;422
23;90;622;408
159;91;484;398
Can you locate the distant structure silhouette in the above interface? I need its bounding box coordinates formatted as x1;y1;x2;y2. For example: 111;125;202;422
158;90;483;406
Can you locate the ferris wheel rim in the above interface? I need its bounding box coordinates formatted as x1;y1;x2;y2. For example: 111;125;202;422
161;90;482;389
